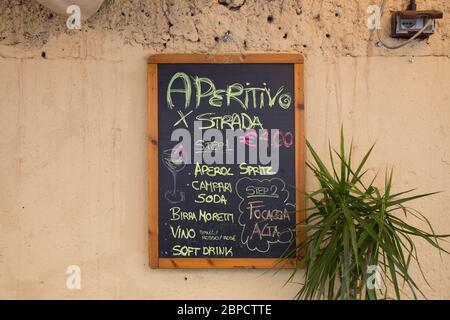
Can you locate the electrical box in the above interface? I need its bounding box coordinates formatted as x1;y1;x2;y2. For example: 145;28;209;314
391;10;443;39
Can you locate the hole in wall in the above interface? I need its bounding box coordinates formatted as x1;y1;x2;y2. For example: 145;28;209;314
218;0;246;11
223;30;231;42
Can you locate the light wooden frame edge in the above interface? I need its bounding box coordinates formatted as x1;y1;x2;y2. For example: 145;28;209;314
148;54;305;269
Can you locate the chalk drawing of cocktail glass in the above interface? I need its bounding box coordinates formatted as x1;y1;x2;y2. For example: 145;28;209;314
162;147;186;204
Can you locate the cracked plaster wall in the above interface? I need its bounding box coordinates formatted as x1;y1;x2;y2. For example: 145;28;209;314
0;0;449;299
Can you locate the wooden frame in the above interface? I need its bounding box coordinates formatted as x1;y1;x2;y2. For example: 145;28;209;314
148;54;305;269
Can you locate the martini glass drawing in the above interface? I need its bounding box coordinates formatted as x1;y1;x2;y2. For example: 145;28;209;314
162;147;186;204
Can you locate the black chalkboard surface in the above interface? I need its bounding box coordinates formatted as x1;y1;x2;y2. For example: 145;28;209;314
148;54;305;269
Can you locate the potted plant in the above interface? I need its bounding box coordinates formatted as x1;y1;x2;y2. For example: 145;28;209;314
288;128;449;300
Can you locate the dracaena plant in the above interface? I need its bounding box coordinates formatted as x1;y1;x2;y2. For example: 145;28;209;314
287;129;449;300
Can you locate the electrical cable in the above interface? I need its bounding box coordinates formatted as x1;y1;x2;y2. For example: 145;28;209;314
376;0;433;50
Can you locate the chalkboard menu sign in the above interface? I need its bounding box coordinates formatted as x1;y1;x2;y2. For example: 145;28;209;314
148;54;305;268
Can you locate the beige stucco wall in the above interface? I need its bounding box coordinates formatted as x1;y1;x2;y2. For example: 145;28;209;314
0;0;449;299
